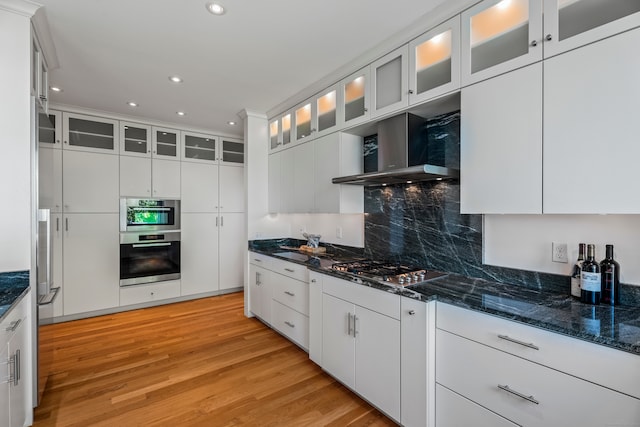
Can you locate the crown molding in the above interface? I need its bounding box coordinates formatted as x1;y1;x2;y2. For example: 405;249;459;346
0;0;41;17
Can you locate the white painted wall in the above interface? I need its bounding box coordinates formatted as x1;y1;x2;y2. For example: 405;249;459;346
0;6;33;273
484;215;640;286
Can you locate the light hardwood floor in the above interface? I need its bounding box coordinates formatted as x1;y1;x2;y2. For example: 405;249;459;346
34;292;397;426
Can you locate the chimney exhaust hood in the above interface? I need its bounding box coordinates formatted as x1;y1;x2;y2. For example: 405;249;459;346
332;112;459;186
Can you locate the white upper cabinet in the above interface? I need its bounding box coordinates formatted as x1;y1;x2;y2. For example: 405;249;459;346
32;32;49;113
119;121;151;157
182;131;218;164
269;118;281;151
63;150;120;213
370;45;409;118
461;63;542;214
219;137;245;166
409;16;461;105
152;126;181;161
62;112;119;153
340;67;371;128
181;161;218;213
461;0;543;86
293;100;315;143
543;0;640;58
313;84;343;139
38;110;62;148
543;27;640;214
219;165;245;213
280;111;293;149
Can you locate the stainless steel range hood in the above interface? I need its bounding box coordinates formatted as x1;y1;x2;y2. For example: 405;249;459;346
332;112;459;186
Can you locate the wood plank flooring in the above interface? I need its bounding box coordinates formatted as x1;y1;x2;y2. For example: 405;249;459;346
34;292;397;426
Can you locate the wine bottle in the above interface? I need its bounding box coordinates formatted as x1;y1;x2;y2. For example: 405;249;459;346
581;244;601;305
600;244;620;305
570;243;586;298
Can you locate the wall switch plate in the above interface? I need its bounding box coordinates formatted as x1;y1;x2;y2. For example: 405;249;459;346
552;242;568;263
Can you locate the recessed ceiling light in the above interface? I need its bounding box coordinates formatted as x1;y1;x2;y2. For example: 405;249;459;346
177;111;186;116
127;101;138;107
227;121;236;126
169;76;183;83
205;2;225;15
50;86;62;92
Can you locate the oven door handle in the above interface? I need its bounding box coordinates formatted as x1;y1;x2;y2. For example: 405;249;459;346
130;207;172;211
132;242;172;248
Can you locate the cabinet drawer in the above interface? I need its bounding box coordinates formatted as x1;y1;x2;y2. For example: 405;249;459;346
436;384;518;427
436;302;640;399
436;329;640;427
272;274;309;316
249;252;271;268
1;293;29;343
269;258;308;282
322;274;400;320
271;300;309;351
120;280;181;306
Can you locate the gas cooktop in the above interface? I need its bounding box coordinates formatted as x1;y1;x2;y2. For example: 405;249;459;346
329;260;447;287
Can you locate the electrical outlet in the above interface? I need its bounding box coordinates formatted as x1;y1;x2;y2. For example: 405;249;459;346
552;242;568;263
336;227;343;239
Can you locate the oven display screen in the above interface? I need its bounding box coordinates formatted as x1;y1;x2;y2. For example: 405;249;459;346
127;207;174;226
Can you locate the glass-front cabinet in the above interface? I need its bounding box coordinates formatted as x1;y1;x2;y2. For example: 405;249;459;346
543;0;640;57
120;122;151;157
409;16;461;105
152;127;181;160
220;137;245;166
182;131;218;163
314;84;342;138
38;110;61;148
370;45;409;118
62;112;119;153
294;101;314;142
340;67;370;128
269;118;280;150
461;0;543;86
282;112;292;147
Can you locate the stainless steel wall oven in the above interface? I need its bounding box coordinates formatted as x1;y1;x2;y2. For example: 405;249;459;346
119;198;181;286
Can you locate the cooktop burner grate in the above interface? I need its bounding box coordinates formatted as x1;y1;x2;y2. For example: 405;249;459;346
330;260;446;286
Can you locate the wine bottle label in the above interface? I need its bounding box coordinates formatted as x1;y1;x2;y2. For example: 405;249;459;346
570;277;581;298
581;272;601;292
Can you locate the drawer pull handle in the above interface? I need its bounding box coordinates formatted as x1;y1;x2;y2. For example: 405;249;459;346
284;321;295;328
408;310;415;315
497;384;539;405
284;268;295;273
284;291;295;297
6;319;21;332
497;334;539;350
254;259;262;262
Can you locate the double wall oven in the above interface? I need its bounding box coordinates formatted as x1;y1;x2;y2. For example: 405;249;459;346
119;198;181;286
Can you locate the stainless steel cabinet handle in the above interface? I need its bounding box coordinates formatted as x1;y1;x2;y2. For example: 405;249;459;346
254;258;262;262
353;315;359;336
256;272;261;286
408;310;415;315
497;384;539;405
221;216;224;227
6;319;21;332
408;89;414;94
284;268;295;273
347;313;353;336
284;321;295;328
546;34;552;41
56;217;59;232
65;217;69;231
216;217;219;227
310;279;317;283
530;40;538;47
497;334;539;351
15;349;20;384
284;291;295;297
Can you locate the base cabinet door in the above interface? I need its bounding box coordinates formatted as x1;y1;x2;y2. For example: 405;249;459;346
0;345;8;427
7;316;29;427
322;293;356;390
354;305;400;421
249;264;271;324
401;298;429;427
181;213;219;295
218;213;244;291
436;384;518;427
63;214;119;315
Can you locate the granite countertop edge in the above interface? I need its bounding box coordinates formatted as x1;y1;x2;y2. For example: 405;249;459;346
0;270;30;322
249;247;640;356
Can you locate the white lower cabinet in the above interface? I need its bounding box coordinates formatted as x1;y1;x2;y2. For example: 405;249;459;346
435;384;518;427
218;213;245;291
271;300;309;349
248;261;272;324
1;294;32;427
120;280;181;306
63;214;119;315
181;213;219;295
321;275;400;422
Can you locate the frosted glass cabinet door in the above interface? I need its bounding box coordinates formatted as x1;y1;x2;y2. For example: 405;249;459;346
62;112;119;153
119;122;151;157
220;138;244;166
269;118;281;151
370;45;409;118
314;84;343;138
182;132;218;163
461;0;543;86
543;0;640;58
341;67;370;127
294;101;315;142
152;127;181;160
409;16;461;105
281;112;293;147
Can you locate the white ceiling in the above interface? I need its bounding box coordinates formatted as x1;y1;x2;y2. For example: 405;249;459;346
37;0;453;137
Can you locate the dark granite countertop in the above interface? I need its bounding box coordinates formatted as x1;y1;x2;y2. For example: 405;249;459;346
0;270;30;321
249;244;640;356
